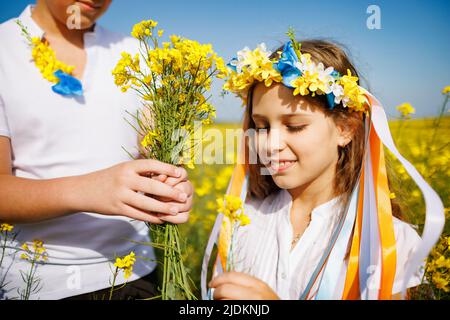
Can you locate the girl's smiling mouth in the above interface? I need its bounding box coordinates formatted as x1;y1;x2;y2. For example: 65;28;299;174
269;160;297;173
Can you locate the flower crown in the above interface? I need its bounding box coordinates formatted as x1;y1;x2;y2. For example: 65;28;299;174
223;31;369;113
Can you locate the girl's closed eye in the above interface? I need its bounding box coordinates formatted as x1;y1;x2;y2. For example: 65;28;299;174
255;124;270;132
287;124;308;132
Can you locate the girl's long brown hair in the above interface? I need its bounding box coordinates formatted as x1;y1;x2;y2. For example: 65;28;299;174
243;39;404;220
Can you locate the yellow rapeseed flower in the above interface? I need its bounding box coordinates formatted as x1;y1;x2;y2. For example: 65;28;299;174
396;102;415;118
29;37;74;83
217;194;250;226
141;130;159;149
114;251;136;279
131;20;158;39
20;239;48;262
0;223;14;232
21;243;29;252
432;273;449;292
442;85;450;95
239;214;251;226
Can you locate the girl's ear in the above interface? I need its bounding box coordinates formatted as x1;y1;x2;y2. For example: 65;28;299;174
336;122;355;147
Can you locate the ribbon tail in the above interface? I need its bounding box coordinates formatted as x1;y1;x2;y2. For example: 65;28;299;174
368;93;445;298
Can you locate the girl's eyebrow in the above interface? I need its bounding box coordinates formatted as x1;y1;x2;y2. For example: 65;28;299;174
280;113;313;120
252;113;312;120
251;114;266;119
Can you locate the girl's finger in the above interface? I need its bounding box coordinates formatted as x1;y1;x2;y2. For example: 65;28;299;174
131;159;182;178
125;190;180;215
173;180;194;196
152;174;167;183
163;168;188;187
213;283;254;300
132;176;187;202
209;272;257;289
121;203;164;224
158;211;189;224
151;193;192;213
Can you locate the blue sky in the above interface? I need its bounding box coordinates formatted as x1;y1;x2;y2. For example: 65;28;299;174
1;0;449;122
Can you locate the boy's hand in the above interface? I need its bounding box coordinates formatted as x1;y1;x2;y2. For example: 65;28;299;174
80;159;192;224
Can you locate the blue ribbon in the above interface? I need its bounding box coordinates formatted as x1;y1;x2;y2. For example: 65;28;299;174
314;182;360;299
326;93;336;109
51;70;83;96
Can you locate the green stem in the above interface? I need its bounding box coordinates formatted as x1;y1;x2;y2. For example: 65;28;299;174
425;95;449;167
109;267;119;300
23;258;36;300
0;231;7;268
429;95;449;149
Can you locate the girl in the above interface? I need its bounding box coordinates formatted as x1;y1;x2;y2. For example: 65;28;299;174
0;1;193;299
203;37;444;300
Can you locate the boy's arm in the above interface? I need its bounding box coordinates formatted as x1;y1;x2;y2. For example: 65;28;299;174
0;136;191;224
0;136;92;223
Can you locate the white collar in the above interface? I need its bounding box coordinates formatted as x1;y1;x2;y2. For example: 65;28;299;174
280;189;343;221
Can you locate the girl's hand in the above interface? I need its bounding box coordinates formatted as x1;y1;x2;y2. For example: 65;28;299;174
147;172;193;224
77;159;191;224
209;272;280;300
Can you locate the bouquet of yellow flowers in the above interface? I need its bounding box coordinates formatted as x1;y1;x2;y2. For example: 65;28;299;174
112;19;227;299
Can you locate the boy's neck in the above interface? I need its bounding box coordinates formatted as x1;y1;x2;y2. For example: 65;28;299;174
31;2;91;47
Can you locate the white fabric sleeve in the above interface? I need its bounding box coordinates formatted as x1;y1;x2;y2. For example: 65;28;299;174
391;220;426;294
0;93;11;138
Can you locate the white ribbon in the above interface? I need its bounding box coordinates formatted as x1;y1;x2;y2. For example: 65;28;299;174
368;93;445;298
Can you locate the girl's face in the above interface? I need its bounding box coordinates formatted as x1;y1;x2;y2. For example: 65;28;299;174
43;0;112;29
252;83;352;195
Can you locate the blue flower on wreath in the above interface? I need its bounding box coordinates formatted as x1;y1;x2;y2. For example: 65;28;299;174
273;41;302;89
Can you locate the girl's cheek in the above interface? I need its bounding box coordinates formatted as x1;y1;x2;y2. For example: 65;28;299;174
255;135;268;157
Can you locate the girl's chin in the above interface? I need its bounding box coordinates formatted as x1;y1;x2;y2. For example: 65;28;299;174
271;176;302;190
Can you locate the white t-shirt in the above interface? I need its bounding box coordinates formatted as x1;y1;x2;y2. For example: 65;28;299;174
232;189;425;300
0;5;156;299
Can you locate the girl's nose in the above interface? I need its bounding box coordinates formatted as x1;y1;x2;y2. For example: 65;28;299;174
259;128;287;161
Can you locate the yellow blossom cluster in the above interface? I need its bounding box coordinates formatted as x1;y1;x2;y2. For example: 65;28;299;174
140;129;160;149
396;102;416;118
131;19;158;40
442;85;450;95
223;45;282;102
144;35;228;91
20;239;48;262
0;223;14;233
336;70;369;113
217;194;250;226
426;235;450;292
30;37;74;83
114;251;136;279
113;18;227;177
111;52;141;92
